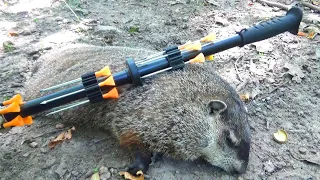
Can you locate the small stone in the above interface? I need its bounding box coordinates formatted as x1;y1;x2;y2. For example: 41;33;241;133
55;161;67;177
299;147;307;154
23;152;30;157
27;49;39;56
310;98;317;105
197;164;201;168
196;28;203;33
10;82;22;88
55;16;63;21
85;170;93;178
43;46;52;50
34;176;45;180
71;171;79;176
315;89;320;97
99;166;109;174
29;142;38;148
266;78;275;83
55;123;65;129
292;162;299;169
175;170;180;174
182;24;188;29
40;148;48;153
263;160;275;173
298;111;304;116
100;172;111;180
109;168;116;174
21;28;32;36
254;41;273;53
63;19;71;24
261;110;268;116
75;8;90;16
95;25;122;35
215;17;230;26
33;54;40;60
44;157;56;168
272;7;281;12
182;16;189;22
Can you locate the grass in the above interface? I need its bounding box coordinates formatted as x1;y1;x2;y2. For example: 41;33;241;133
3;42;14;52
128;26;140;33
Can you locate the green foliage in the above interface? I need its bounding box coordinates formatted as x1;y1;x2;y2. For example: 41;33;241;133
3;42;14;52
93;167;99;173
3;96;10;101
128;26;140;33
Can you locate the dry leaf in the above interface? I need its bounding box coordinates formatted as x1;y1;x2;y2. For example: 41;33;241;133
90;172;100;180
119;170;144;180
307;31;317;39
8;31;19;37
239;93;250;102
65;126;75;140
297;31;307;36
303;26;319;39
48;126;75;149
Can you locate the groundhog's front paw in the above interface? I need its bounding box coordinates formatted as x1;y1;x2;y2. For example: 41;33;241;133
127;160;149;175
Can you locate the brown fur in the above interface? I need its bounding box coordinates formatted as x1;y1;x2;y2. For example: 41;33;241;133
24;44;251;173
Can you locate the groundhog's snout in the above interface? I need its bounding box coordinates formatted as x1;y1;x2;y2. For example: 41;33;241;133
236;139;251;173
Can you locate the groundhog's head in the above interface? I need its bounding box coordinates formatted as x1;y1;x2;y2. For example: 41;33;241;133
199;97;251;174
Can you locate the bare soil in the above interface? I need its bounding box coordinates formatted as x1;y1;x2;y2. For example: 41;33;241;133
1;0;320;180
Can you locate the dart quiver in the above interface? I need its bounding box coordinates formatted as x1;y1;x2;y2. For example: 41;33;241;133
0;7;303;128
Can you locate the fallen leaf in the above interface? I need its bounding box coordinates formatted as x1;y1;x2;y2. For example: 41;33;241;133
297;31;307;36
303;26;319;39
273;130;288;144
8;31;19;37
119;170;144;180
48;126;75;149
307;31;317;39
65;126;75;140
90;172;100;180
239;93;250;102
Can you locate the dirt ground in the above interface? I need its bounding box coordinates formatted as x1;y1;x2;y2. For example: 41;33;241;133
1;0;320;179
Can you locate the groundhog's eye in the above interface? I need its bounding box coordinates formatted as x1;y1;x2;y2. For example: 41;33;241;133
225;130;239;147
226;134;234;147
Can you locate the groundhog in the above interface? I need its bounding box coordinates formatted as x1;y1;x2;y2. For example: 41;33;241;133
24;44;251;174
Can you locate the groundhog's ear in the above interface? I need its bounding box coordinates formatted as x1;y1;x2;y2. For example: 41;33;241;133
208;100;227;114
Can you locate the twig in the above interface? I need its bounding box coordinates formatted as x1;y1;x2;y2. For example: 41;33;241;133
62;0;81;22
257;0;320;12
256;0;291;11
234;56;243;82
300;1;320;12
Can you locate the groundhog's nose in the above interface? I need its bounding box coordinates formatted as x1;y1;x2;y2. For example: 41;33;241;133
236;139;250;173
